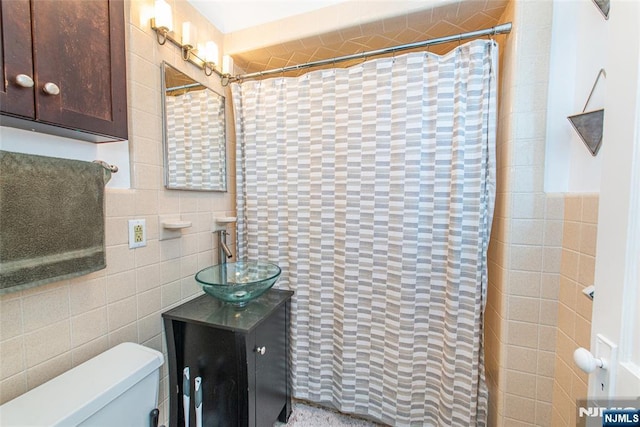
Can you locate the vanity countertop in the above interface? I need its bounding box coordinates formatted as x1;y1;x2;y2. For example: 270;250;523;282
162;288;293;333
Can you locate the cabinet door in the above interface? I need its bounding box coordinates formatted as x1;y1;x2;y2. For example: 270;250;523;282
31;0;127;139
254;305;287;427
180;323;243;427
0;0;35;118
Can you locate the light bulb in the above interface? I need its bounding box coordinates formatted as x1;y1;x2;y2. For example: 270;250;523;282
154;0;172;31
182;22;197;48
222;55;234;74
204;41;219;65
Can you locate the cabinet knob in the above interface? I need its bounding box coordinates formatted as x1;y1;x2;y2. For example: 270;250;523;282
15;74;35;88
42;82;60;96
255;346;266;355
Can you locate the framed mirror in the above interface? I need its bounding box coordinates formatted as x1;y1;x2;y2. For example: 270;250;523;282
161;62;227;191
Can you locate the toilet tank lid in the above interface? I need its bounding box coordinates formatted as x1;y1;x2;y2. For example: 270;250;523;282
0;342;164;427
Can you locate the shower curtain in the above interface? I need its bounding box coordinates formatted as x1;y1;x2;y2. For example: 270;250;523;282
232;39;497;426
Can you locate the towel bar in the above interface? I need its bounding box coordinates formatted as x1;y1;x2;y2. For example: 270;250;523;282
92;160;118;173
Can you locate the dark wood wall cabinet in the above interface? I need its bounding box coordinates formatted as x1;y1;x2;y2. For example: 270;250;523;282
163;289;294;427
0;0;128;142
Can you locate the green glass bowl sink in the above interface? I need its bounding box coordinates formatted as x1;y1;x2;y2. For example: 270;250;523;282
195;261;281;306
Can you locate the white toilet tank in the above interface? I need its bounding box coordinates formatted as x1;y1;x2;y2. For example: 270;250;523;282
0;342;164;427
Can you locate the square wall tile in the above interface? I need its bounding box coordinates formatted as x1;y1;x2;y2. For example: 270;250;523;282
504;394;536;422
579;223;598;257
578;254;596;287
540;273;560;300
71;308;108;347
539;299;558;326
538;325;557;352
543;247;562;274
581;195;599;224
508;321;539;349
0;337;25;380
0;298;23;341
536;376;554;402
537;350;555;378
562;221;581;252
543;219;564;247
560;249;579;282
508;271;541;298
544;194;565;220
508;296;540;323
24;321;71;368
0;373;27;403
510;245;543;272
558;275;577;309
511;219;544;245
69;277;106;316
26;352;72;391
22;287;70;334
564;196;582;222
535;401;553;425
506;345;538;374
506;369;537;399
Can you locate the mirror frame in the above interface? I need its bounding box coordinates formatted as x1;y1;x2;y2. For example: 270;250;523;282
161;62;227;192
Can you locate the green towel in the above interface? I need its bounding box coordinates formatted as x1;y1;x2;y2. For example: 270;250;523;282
0;151;111;294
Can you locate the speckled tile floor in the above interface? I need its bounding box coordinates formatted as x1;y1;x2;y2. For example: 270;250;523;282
274;401;384;427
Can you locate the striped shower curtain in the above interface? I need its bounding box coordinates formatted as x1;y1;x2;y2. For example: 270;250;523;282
231;39;497;426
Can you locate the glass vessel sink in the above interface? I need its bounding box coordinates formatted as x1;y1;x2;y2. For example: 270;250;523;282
195;261;281;306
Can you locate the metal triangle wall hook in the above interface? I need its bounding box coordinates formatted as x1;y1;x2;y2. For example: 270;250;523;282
581;68;606;113
592;0;610;19
567;68;606;156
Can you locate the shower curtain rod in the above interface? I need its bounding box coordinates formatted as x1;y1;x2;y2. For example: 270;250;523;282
229;22;512;83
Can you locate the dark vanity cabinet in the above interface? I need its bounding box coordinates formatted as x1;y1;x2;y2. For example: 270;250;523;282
0;0;127;142
163;289;293;427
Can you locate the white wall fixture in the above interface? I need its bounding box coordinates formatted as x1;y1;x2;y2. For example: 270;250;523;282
159;216;192;240
213;217;236;232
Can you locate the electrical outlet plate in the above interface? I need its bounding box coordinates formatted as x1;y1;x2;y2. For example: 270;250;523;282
128;219;146;249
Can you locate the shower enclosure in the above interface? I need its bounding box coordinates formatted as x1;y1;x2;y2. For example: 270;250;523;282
232;39;497;426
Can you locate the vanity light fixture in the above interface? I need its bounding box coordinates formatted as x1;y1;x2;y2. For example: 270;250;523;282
150;0;229;81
